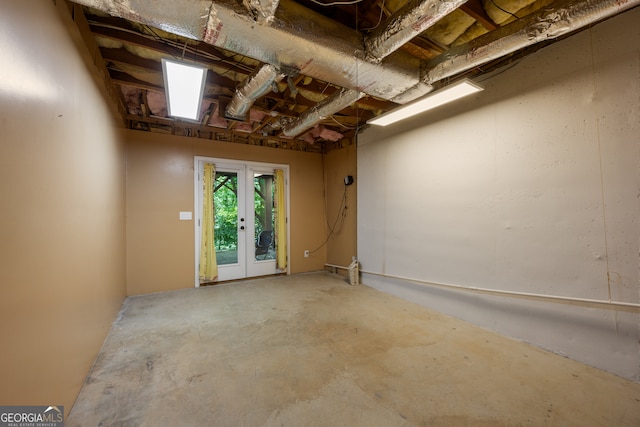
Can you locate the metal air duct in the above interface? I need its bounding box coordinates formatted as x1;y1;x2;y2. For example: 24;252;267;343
225;64;285;121
365;0;469;62
281;88;364;138
74;0;426;102
280;0;474;136
243;0;280;24
424;0;640;83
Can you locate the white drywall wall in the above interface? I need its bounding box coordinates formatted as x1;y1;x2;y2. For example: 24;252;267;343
358;8;640;381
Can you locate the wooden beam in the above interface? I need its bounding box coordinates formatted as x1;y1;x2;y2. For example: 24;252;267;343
101;46;344;115
357;0;390;31
84;12;255;72
60;1;127;125
140;91;150;117
109;70;164;91
460;0;498;31
89;24;253;76
409;36;447;55
100;47;239;89
91;21;389;126
126;114;328;150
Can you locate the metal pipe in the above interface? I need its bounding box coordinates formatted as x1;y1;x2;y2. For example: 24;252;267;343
361;270;640;311
225;64;284;121
391;81;434;104
74;0;425;102
365;0;469;62
243;0;280;24
283;0;466;137
281;88;363;137
72;0;637;139
325;263;350;270
424;0;640;83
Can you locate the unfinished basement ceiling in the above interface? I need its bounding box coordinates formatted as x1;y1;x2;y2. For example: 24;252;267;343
67;0;638;152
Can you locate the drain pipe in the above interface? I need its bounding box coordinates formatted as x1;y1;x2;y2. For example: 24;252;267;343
360;270;640;312
326;258;360;286
326;263;350;270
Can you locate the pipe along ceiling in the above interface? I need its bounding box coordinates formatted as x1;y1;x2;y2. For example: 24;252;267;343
73;0;639;140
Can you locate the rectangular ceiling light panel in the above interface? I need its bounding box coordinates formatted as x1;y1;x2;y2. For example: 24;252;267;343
162;59;207;121
368;79;483;126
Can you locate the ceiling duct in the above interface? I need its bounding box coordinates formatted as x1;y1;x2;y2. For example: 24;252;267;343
391;81;434;104
365;0;469;62
424;0;640;83
243;0;280;24
76;0;213;40
225;64;285;121
73;0;427;102
72;0;635;142
279;0;471;136
281;88;363;138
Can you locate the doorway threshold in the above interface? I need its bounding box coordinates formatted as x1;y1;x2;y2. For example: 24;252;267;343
200;272;287;287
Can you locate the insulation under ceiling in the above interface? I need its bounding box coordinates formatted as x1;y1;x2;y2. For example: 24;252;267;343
65;0;638;152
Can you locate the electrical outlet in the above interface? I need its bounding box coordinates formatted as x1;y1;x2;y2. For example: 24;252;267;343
304;250;309;257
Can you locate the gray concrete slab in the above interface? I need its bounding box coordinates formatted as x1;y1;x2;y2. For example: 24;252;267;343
68;273;640;426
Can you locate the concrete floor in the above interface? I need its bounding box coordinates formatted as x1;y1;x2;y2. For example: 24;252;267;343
68;273;640;426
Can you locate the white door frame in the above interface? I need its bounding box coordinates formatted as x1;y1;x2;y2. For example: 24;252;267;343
194;156;290;287
200;161;247;281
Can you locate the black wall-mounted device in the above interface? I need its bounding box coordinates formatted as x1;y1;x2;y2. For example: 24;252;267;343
344;175;354;186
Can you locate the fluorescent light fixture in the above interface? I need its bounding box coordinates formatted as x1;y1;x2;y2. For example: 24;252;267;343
162;58;207;121
368;79;483;126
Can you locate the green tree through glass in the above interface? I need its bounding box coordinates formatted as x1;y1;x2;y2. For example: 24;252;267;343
213;173;238;250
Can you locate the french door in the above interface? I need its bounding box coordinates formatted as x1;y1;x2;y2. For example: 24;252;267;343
194;157;288;285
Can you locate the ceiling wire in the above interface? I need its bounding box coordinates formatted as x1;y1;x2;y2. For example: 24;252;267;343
310;183;348;254
181;40;188;60
143;24;253;74
310;0;359;253
588;26;613;305
329;115;357;129
476;60;521;83
489;0;520;20
308;0;367;6
217;55;250;77
360;0;386;31
142;25;185;60
320;83;331;96
355;2;361;141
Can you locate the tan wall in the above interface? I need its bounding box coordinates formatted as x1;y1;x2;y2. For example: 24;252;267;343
324;144;358;268
0;1;126;412
357;7;640;381
125;131;328;295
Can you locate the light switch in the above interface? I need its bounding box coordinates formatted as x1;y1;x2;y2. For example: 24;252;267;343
179;211;192;220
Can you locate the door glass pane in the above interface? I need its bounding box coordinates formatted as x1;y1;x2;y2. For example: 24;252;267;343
214;172;238;265
254;173;275;261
